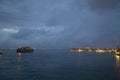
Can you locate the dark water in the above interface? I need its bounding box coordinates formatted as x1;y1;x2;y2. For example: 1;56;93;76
0;49;120;80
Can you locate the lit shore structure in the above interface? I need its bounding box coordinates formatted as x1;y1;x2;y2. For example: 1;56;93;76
70;47;120;55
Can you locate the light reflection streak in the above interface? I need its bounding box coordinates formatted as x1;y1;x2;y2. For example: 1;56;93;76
115;54;120;80
0;54;2;65
0;54;2;57
17;52;22;80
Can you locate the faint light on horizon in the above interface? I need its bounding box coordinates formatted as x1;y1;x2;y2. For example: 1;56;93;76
78;49;83;52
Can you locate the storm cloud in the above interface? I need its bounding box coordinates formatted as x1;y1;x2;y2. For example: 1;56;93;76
88;0;120;11
0;0;120;48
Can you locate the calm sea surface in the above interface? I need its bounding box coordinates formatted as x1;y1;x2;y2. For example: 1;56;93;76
0;49;120;80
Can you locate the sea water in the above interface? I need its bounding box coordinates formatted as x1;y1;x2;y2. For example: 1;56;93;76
0;49;120;80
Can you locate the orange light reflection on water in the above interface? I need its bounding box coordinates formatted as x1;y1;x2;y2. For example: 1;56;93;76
18;52;22;57
0;54;2;57
115;54;120;79
17;52;22;80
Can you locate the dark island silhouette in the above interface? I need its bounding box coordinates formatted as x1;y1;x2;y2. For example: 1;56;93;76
17;47;34;53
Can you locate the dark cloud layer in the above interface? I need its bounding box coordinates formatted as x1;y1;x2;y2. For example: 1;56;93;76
0;0;120;48
88;0;120;11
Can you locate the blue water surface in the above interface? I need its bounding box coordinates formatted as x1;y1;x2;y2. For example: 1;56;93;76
0;49;120;80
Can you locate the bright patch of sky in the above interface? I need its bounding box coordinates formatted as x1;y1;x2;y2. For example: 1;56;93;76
2;28;19;33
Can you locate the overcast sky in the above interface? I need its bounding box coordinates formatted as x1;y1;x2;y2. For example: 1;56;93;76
0;0;120;48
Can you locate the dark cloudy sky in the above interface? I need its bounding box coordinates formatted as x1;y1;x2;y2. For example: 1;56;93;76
0;0;120;48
